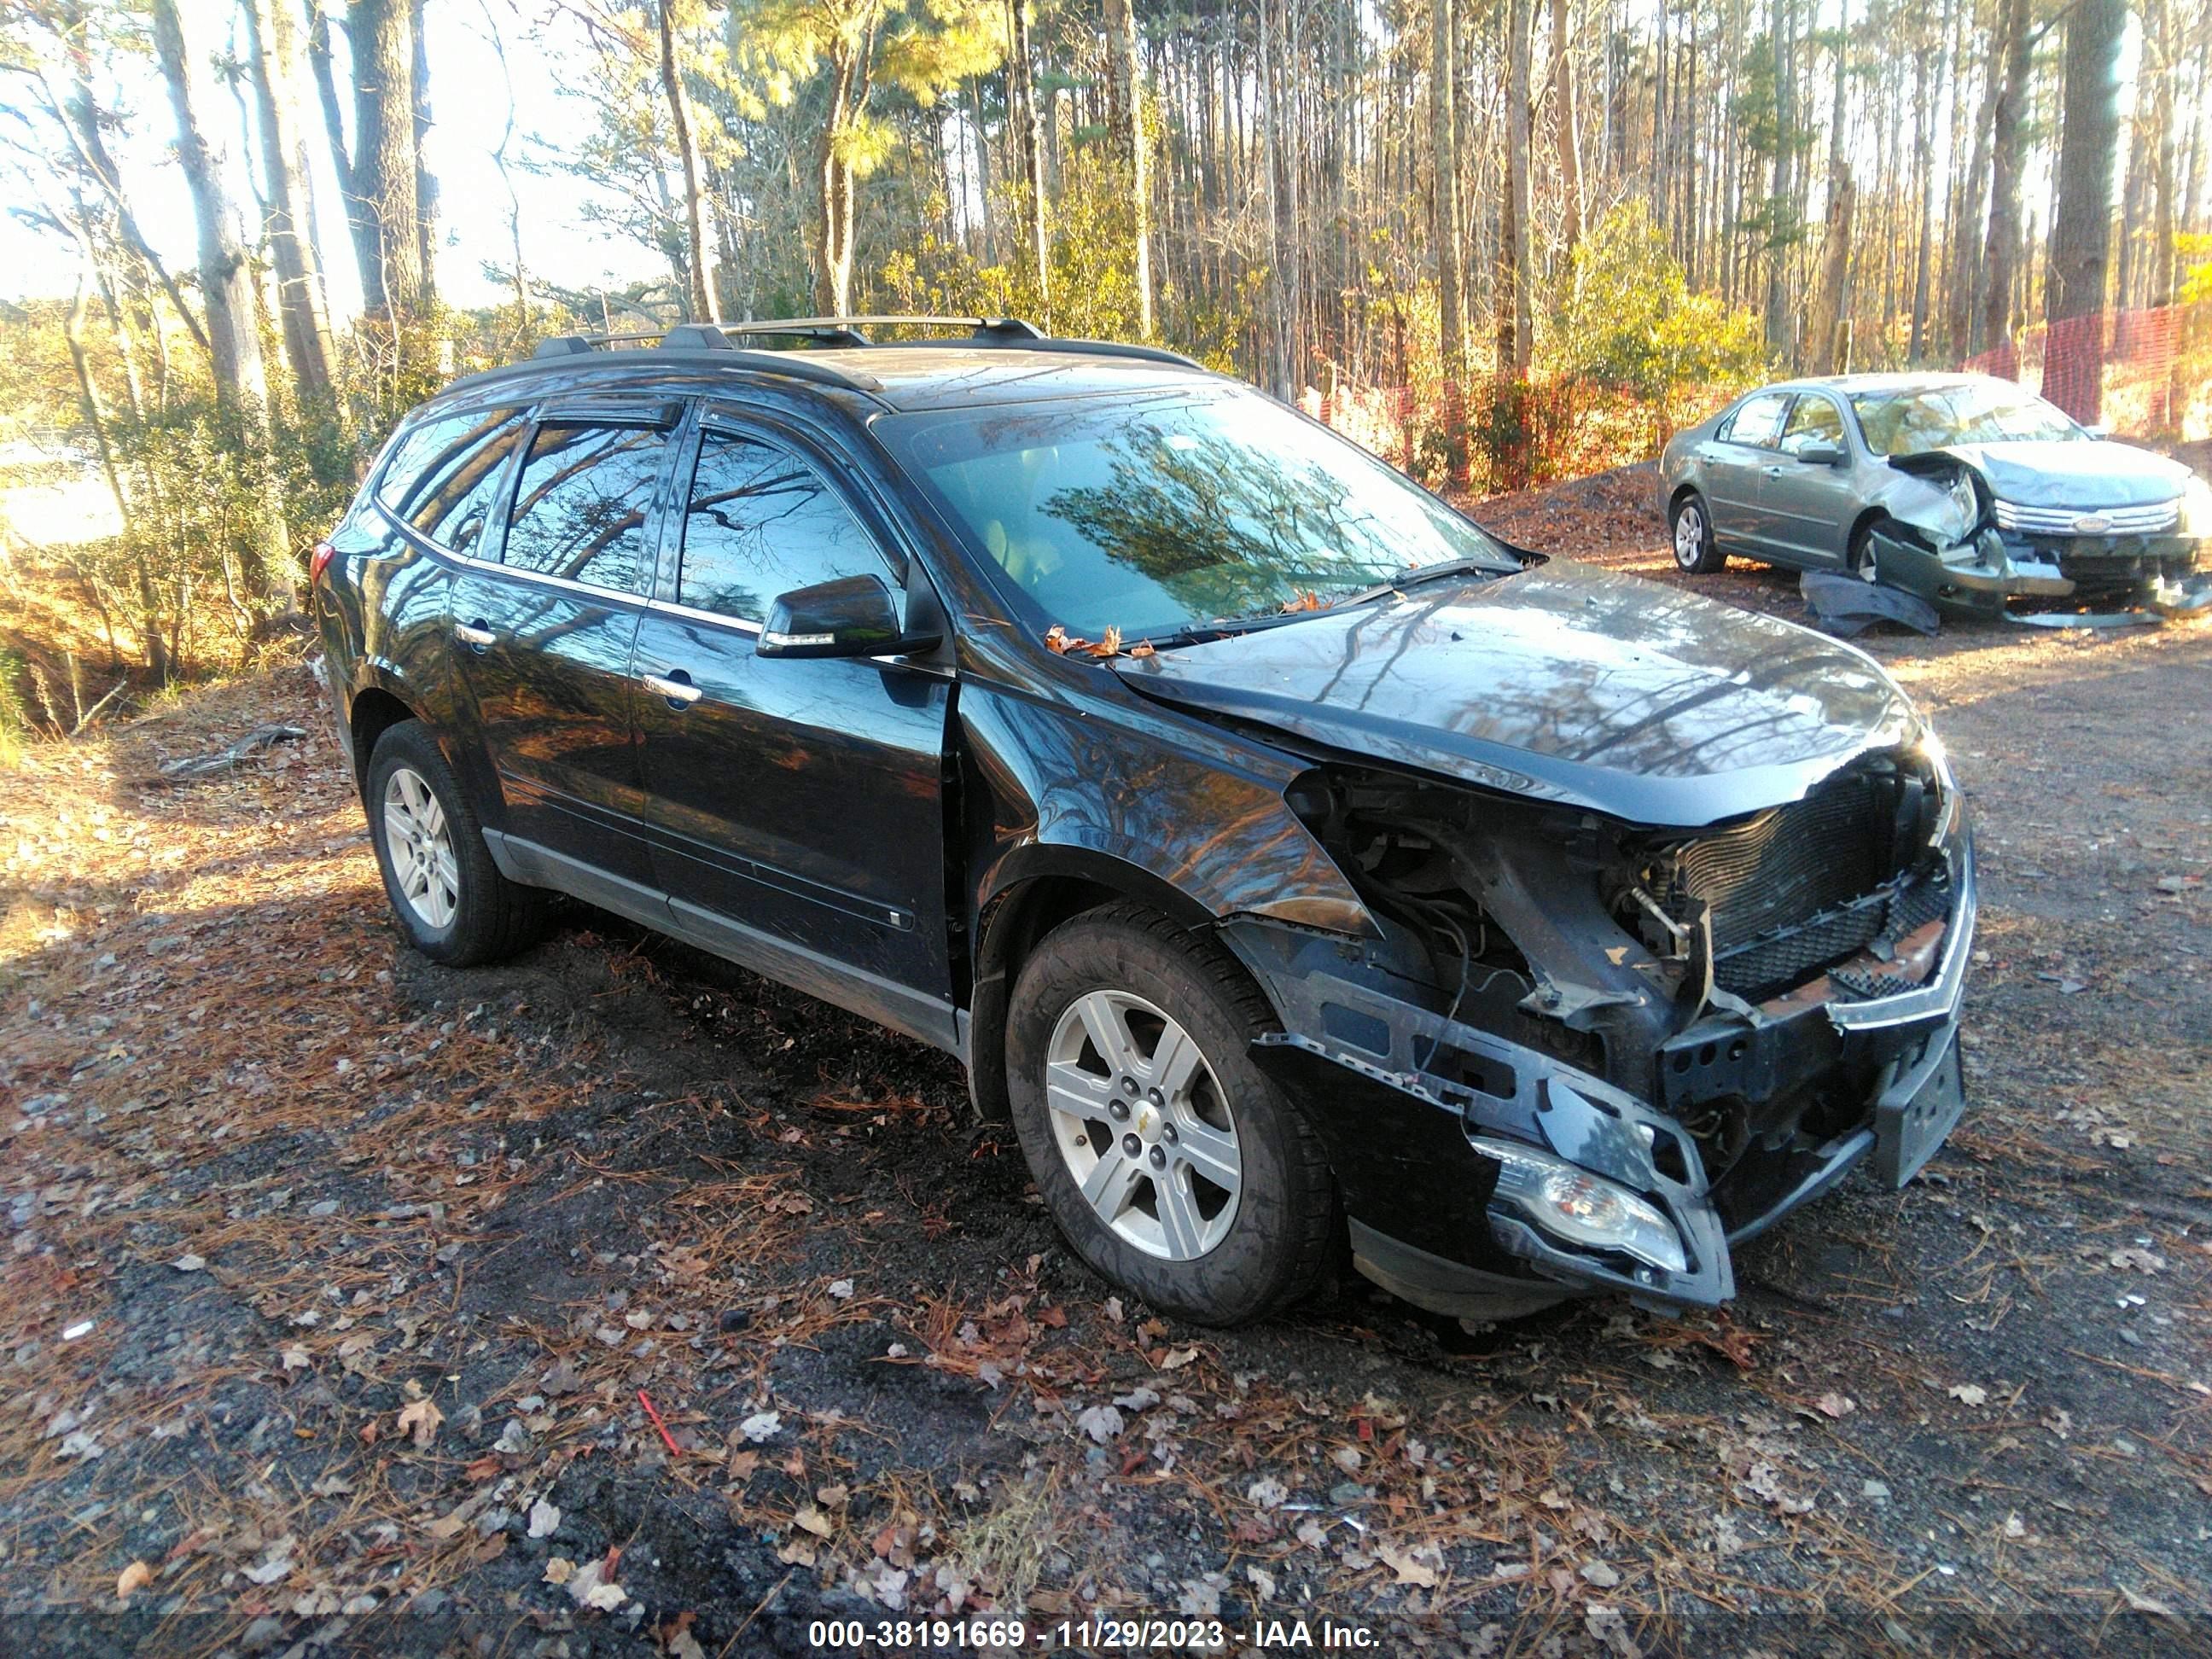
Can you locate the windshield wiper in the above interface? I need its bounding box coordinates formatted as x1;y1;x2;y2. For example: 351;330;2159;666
1340;553;1520;607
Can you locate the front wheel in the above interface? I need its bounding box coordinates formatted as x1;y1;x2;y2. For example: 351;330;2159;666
1669;490;1727;573
1004;904;1336;1325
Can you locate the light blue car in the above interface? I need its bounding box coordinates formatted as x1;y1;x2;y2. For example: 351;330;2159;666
1659;373;2210;615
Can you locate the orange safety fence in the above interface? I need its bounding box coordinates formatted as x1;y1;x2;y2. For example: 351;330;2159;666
1962;303;2197;435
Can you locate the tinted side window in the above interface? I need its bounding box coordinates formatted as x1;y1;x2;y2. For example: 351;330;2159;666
678;431;892;624
1720;393;1792;450
1778;395;1846;455
375;408;528;554
501;422;670;593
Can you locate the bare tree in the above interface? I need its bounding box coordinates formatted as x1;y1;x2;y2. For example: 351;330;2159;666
1976;0;2033;357
341;0;428;323
2044;0;2126;421
1550;0;1583;259
1431;0;1463;375
244;0;335;405
1499;0;1533;379
148;0;295;608
1103;0;1151;336
658;0;720;321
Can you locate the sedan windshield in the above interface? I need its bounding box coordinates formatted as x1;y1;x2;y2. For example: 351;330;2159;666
877;388;1516;643
1848;382;2081;456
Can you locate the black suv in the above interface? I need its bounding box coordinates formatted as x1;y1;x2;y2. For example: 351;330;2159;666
314;317;1974;1326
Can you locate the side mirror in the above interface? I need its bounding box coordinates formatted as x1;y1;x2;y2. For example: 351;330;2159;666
758;573;940;660
1795;442;1848;467
2082;423;2112;439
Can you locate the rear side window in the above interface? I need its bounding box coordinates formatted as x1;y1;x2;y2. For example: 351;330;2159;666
501;422;671;593
677;430;892;624
375;408;528;554
1720;393;1792;450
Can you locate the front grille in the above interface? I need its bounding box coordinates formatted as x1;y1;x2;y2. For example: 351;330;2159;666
1660;762;1930;999
1994;498;2180;536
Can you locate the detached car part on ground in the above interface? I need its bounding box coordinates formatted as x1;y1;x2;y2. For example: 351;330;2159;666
316;318;1976;1329
1661;374;2211;622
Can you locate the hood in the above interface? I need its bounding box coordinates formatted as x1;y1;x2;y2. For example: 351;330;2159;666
1913;439;2192;508
1114;563;1918;828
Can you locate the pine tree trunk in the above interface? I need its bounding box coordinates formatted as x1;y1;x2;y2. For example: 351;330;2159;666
410;0;439;305
1764;0;1794;354
1431;0;1464;376
659;0;720;322
1103;0;1151;336
1500;0;1533;380
1551;0;1582;258
346;0;426;324
245;0;336;406
150;0;296;610
1976;0;2033;356
1804;7;1852;374
2044;0;2127;422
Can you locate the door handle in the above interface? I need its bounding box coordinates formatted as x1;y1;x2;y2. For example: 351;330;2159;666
1762;464;1787;476
454;620;496;650
640;670;701;707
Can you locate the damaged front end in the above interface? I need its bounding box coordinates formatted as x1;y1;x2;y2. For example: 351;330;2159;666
1222;747;1973;1320
1871;452;2209;620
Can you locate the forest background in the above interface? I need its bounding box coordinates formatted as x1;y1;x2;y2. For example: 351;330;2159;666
0;0;2208;719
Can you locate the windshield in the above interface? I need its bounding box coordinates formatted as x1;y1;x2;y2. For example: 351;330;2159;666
877;388;1516;643
1848;382;2081;456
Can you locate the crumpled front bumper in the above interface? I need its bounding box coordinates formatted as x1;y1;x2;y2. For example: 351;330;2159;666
1871;524;2205;619
1224;836;1977;1319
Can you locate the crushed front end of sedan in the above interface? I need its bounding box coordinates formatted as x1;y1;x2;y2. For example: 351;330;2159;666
1115;568;1974;1322
1867;447;2212;620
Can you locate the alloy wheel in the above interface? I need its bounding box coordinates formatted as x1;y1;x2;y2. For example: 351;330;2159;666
382;765;460;930
1045;989;1242;1260
1674;503;1706;569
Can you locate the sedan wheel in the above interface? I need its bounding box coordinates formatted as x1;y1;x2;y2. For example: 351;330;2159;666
1045;989;1242;1260
382;766;460;930
1669;491;1726;573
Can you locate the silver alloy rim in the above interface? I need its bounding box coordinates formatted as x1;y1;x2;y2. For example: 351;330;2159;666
1674;503;1705;568
1045;989;1242;1260
382;766;460;930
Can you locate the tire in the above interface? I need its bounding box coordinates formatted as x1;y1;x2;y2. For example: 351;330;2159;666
365;720;546;966
1847;516;1890;582
1004;903;1337;1325
1669;490;1726;573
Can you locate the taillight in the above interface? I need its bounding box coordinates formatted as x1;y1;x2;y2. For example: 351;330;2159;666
310;540;337;584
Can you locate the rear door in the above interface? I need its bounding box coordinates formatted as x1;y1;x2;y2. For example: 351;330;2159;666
1761;390;1858;568
449;401;681;886
1701;391;1794;552
630;407;956;1041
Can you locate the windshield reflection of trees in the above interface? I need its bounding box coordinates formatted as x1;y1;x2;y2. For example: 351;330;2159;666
1033;416;1478;624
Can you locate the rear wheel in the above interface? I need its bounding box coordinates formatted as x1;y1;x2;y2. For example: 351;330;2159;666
1005;904;1336;1325
1669;491;1726;573
366;720;545;966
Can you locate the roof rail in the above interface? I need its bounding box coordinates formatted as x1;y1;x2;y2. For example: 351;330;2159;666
532;329;662;358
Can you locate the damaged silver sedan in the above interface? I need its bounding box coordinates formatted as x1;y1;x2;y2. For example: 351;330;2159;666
1661;373;2211;618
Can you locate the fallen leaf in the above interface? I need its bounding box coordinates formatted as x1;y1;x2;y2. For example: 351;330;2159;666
1815;1392;1856;1419
172;1254;206;1272
1246;1476;1289;1510
543;1557;575;1586
1376;1540;1441;1588
397;1398;443;1449
794;1505;834;1539
527;1499;562;1540
1084;625;1124;658
1075;1404;1125;1444
1947;1383;1989;1407
281;1345;311;1372
827;1278;855;1300
115;1561;154;1601
737;1411;781;1442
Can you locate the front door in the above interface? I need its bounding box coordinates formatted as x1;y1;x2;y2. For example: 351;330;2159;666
631;416;955;1037
1702;391;1794;553
1762;392;1859;568
451;410;678;885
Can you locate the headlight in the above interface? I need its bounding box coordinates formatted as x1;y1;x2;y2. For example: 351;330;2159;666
1918;726;1959;848
1476;1138;1687;1274
2182;475;2212;538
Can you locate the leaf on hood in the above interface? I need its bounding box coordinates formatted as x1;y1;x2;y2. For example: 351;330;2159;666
1084;626;1124;658
1280;589;1324;613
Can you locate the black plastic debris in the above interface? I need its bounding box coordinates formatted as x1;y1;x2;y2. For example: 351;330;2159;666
1800;571;1941;638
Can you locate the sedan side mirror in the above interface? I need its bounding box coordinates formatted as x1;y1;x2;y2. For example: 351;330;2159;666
2082;422;2112;439
758;573;940;660
1795;442;1848;467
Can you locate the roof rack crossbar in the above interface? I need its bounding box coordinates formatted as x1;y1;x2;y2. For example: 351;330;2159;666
532;329;665;358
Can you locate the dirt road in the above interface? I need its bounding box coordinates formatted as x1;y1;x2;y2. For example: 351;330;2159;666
3;477;2208;1656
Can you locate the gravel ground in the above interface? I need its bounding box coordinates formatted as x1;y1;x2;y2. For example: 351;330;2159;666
3;474;2209;1657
